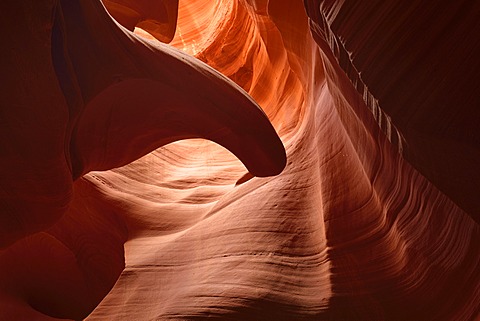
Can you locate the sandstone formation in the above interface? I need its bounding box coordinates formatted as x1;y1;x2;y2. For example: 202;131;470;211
0;0;478;320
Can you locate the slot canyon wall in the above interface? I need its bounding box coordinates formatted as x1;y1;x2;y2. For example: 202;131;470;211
0;0;479;320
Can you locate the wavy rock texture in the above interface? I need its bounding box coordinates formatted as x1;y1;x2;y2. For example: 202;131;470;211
305;0;480;223
0;0;479;320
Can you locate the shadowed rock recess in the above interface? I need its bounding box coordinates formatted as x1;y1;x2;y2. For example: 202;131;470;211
0;0;478;320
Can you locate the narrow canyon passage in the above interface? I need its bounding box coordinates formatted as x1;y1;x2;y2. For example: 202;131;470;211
0;0;478;320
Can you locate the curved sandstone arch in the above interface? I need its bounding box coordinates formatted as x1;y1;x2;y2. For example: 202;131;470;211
0;0;479;320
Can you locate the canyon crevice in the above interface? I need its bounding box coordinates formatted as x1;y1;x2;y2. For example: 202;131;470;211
0;0;479;320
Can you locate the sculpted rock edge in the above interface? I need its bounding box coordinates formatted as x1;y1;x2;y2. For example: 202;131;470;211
0;0;478;320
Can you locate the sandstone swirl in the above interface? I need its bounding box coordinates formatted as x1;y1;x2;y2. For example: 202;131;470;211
0;0;478;320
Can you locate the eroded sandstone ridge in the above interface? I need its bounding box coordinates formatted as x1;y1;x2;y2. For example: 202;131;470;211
0;0;479;320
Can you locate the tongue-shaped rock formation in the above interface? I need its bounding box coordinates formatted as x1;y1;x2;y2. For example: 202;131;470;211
0;0;479;320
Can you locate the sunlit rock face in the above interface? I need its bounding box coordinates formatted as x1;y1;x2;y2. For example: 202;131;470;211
0;0;479;320
305;0;480;223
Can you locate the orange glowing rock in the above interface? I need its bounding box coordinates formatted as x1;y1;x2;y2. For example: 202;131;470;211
102;0;179;43
0;0;478;320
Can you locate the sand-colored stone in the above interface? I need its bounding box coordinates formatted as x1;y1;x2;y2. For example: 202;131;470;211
0;1;478;320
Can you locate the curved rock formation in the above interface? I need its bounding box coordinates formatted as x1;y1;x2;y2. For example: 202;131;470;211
305;0;480;223
103;0;179;43
0;0;479;320
0;0;285;248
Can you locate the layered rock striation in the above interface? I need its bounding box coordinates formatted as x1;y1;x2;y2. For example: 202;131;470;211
0;0;478;320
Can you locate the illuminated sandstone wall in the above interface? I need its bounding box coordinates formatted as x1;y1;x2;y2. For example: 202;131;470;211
0;0;478;320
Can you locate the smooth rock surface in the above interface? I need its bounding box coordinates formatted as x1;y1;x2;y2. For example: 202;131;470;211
0;0;478;320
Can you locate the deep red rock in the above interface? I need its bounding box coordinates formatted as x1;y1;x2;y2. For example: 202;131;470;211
0;0;478;320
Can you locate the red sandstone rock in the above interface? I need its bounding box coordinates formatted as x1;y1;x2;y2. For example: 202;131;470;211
305;0;480;221
102;0;179;43
0;0;478;320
